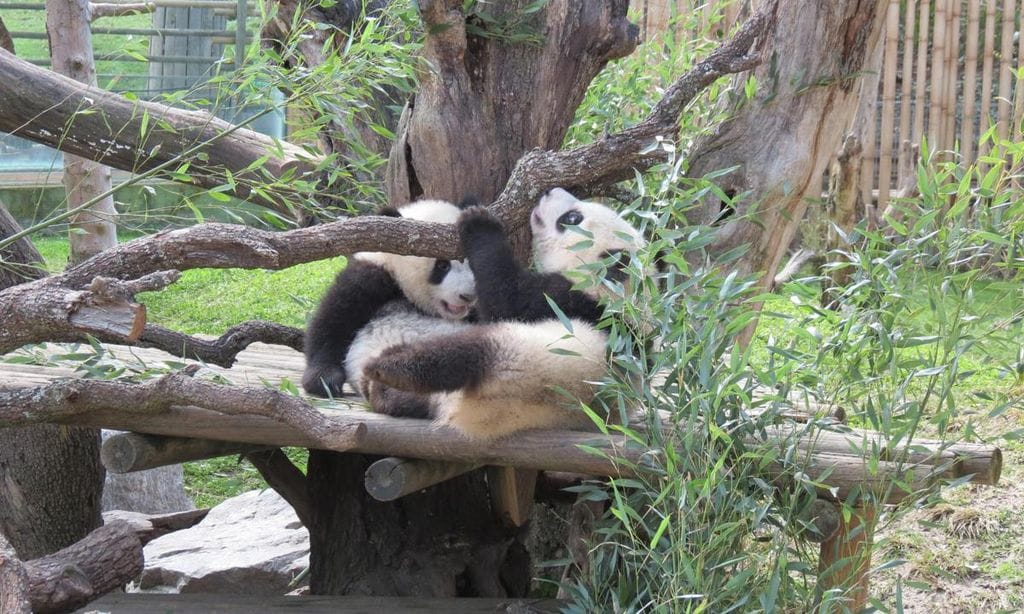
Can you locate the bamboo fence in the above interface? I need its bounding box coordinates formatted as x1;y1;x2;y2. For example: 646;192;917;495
634;0;1024;203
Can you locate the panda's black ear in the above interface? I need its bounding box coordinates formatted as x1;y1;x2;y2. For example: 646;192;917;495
457;196;481;210
378;206;402;218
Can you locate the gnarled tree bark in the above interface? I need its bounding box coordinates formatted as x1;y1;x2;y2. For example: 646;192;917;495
684;0;889;340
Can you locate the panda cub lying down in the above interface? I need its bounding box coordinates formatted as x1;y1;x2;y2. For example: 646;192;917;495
357;188;647;440
302;198;478;400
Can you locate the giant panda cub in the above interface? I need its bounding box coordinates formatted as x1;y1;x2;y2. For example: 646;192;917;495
301;199;478;402
363;188;647;440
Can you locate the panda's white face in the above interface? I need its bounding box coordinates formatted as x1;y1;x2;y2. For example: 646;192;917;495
361;199;477;320
530;188;643;276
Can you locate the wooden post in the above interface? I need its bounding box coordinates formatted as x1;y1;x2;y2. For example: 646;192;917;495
911;0;930;149
45;0;119;265
961;0;982;165
817;503;878;612
876;0;900;213
487;467;538;528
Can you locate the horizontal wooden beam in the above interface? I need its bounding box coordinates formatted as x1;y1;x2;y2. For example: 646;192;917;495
364;457;481;502
53;400;1002;505
101;432;270;473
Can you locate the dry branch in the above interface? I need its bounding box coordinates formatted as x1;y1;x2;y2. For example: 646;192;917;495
489;3;774;231
0;270;180;355
103;509;209;545
0;49;317;214
136;321;304;367
245;449;312;527
0;368;364;453
24;521;142;614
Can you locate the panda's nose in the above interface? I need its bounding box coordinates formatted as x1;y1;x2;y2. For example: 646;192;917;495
459;293;476;304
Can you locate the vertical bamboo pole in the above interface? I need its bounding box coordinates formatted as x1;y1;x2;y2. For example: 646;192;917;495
877;0;901;211
913;0;931;146
997;0;1015;144
1013;0;1024;138
943;0;961;153
898;0;917;173
978;0;997;167
929;0;948;148
961;0;982;164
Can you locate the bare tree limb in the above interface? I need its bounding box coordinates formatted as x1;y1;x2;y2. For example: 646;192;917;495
60;216;459;287
245;449;313;528
24;521;142;614
103;508;209;545
136;320;304;366
0;49;319;214
490;4;775;231
0;270;183;354
0;367;365;453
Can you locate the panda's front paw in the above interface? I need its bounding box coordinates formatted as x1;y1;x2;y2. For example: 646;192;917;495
457;206;505;247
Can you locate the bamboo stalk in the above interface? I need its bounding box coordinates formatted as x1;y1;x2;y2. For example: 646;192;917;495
860;39;884;207
912;0;931;145
978;0;998;168
929;0;948;147
943;0;962;152
997;0;1015;143
898;0;917;173
1015;2;1024;140
961;0;982;164
877;0;901;213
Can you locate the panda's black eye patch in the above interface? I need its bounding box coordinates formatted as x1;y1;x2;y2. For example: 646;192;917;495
556;209;584;231
428;259;451;284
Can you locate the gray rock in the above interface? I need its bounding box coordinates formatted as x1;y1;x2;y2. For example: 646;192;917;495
101;430;195;514
138;489;309;595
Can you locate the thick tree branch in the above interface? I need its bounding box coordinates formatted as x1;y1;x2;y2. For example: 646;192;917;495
0;270;182;354
59;216;458;287
245;449;313;528
24;521;142;614
0;367;365;452
490;3;775;230
0;49;319;214
103;508;210;545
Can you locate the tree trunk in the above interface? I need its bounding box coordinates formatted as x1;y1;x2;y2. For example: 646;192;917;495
307;0;637;594
685;0;888;329
386;0;637;256
0;201;105;561
46;0;118;265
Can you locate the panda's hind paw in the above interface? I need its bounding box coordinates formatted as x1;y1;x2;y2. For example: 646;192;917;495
364;345;433;393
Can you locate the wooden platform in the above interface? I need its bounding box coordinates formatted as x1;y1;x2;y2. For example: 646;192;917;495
0;341;310;391
76;593;562;613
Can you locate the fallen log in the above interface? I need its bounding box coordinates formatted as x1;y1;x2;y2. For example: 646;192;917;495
102;509;209;545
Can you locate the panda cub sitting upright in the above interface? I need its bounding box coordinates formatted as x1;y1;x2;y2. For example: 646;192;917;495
301;199;477;400
364;188;648;440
